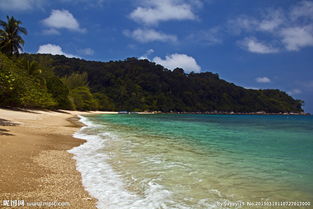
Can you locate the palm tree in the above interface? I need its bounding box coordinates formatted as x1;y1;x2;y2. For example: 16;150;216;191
0;16;27;56
22;59;42;76
19;59;46;87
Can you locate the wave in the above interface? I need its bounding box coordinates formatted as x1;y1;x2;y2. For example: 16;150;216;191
68;115;179;209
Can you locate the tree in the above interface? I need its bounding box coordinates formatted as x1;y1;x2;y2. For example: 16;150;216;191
19;59;45;86
0;16;27;56
61;72;98;110
61;72;89;90
0;52;56;108
21;59;42;76
25;54;304;113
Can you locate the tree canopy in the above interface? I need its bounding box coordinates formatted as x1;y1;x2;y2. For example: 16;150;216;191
23;54;304;113
0;16;27;56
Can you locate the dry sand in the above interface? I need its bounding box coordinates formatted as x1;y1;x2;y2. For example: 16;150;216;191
0;108;116;208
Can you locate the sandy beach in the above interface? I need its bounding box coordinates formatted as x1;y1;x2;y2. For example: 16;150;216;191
0;108;116;208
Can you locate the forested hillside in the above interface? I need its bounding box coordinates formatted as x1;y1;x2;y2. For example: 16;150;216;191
21;54;303;113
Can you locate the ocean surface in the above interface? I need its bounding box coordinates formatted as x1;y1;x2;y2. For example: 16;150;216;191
69;114;313;209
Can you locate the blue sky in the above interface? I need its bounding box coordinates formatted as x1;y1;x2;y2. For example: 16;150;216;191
1;0;313;112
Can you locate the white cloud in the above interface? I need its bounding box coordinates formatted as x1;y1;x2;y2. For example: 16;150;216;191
240;38;279;54
0;0;43;11
139;49;154;60
42;10;85;32
290;0;313;20
37;44;77;58
78;48;94;55
256;77;271;83
280;26;313;51
42;28;60;35
0;0;105;11
229;9;285;34
229;2;313;53
124;28;177;43
152;53;201;73
130;0;196;25
145;48;154;55
258;9;285;32
245;86;260;90
228;16;259;34
287;88;302;95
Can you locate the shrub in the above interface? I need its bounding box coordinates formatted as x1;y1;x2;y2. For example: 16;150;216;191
0;53;57;108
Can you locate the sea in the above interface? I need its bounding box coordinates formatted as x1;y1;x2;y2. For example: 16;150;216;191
69;114;313;209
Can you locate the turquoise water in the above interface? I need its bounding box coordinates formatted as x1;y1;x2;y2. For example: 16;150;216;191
73;114;313;209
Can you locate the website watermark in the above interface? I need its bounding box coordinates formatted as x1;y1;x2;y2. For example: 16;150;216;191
1;199;70;207
216;200;311;207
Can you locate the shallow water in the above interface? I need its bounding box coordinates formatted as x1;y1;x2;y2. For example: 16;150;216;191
70;114;313;209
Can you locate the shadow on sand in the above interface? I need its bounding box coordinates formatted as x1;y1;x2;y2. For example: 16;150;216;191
0;118;19;136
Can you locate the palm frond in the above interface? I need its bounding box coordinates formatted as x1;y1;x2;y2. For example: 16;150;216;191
0;16;27;55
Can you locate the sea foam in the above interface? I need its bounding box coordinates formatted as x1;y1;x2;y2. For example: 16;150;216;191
68;115;176;209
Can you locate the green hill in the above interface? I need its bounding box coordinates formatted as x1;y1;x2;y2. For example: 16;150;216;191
22;54;303;113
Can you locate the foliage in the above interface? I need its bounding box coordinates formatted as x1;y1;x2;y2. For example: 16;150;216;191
0;16;27;56
26;54;303;113
60;72;89;90
60;72;98;110
0;53;56;108
69;86;98;110
0;51;95;110
19;59;42;76
45;76;73;109
17;58;47;87
0;67;15;97
93;92;115;110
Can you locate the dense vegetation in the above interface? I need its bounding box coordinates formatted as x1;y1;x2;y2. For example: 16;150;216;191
0;16;304;113
21;54;303;113
0;16;98;110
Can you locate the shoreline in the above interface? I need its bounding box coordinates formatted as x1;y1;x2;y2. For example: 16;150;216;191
164;111;311;115
116;110;311;115
0;108;116;208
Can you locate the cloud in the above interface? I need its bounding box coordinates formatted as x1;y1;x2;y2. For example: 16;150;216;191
287;88;302;95
0;0;106;11
258;9;285;32
37;44;77;58
229;9;285;34
245;86;260;90
78;48;94;55
139;49;154;60
124;28;177;43
290;0;313;20
0;0;43;11
229;1;313;53
188;27;222;45
42;28;60;35
152;53;201;73
42;10;85;33
239;38;279;54
130;0;196;25
280;26;313;51
256;77;271;83
228;16;259;34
